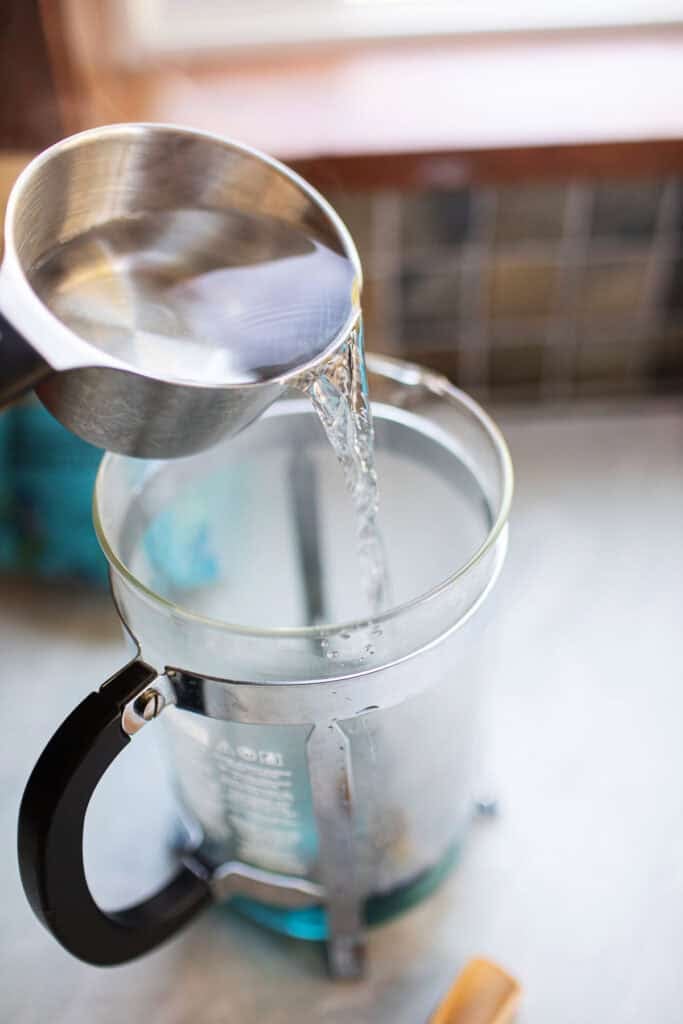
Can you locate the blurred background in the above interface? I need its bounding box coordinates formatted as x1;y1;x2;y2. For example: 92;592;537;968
0;1;682;581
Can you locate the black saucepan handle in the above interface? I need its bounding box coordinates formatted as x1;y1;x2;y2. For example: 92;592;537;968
17;659;212;966
0;310;51;408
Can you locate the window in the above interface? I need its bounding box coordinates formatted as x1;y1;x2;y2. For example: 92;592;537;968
120;0;683;58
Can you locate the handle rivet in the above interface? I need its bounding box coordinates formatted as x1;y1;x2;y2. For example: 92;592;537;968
135;689;165;721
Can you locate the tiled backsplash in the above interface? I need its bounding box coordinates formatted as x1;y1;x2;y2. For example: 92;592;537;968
328;179;683;400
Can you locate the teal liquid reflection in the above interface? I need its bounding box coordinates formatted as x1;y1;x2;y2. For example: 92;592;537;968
229;842;460;941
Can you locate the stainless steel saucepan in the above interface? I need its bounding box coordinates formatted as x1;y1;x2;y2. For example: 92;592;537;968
0;123;361;457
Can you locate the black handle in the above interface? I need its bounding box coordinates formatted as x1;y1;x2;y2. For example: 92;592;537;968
0;310;51;408
17;660;212;966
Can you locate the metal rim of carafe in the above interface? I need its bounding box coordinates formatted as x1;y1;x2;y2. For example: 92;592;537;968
1;121;362;389
92;353;514;638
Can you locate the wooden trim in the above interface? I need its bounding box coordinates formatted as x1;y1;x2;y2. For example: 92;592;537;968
39;0;124;136
0;1;63;149
291;139;683;191
32;5;683;188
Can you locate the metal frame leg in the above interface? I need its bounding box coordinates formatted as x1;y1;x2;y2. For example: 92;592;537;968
306;721;367;979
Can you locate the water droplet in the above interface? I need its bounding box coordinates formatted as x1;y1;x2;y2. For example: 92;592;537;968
364;644;375;656
340;630;352;640
326;649;340;659
371;626;383;638
320;638;329;649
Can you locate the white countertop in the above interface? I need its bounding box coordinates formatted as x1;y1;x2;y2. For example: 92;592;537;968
2;399;683;1023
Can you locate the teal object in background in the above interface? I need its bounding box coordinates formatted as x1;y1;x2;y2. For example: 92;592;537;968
0;413;16;567
144;500;220;594
0;401;227;589
0;400;106;583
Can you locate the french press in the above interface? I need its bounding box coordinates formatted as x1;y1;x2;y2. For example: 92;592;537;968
17;356;512;978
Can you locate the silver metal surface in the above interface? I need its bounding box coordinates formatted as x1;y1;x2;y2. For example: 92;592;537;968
139;690;166;722
121;687;167;735
306;722;366;979
0;123;361;456
159;649;483;910
121;673;177;735
185;856;324;908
